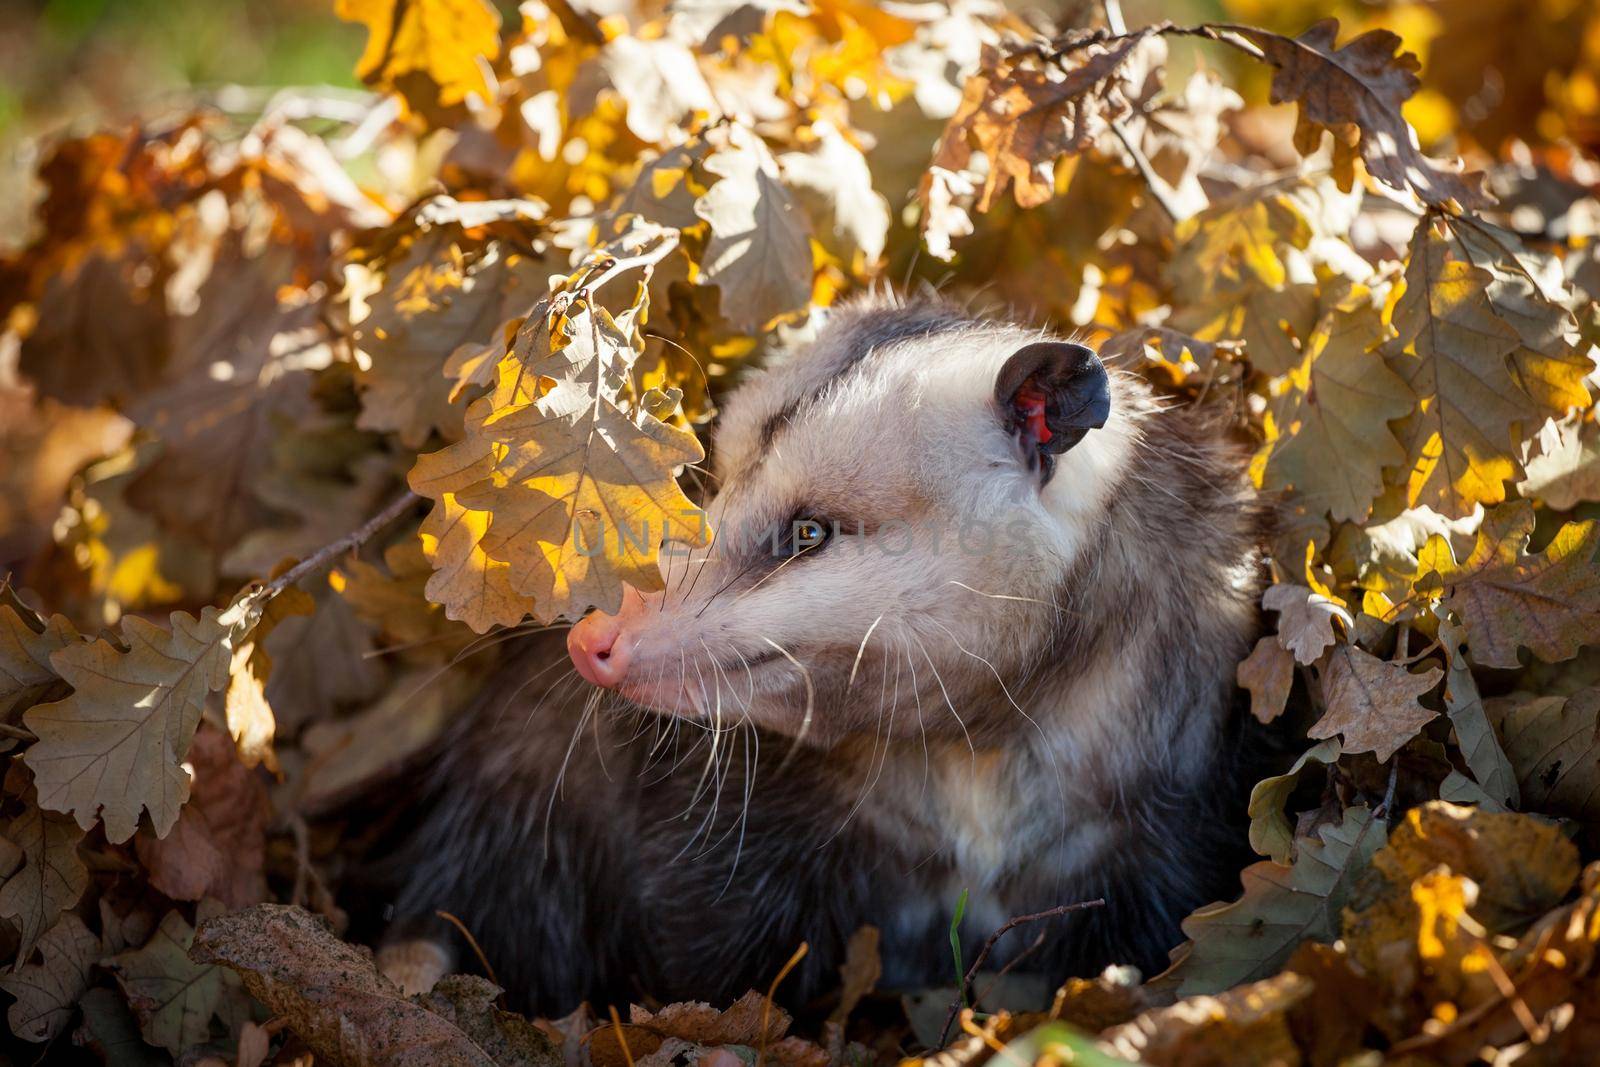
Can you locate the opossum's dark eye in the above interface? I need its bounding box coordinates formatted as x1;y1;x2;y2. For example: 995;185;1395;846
768;515;833;559
995;341;1111;485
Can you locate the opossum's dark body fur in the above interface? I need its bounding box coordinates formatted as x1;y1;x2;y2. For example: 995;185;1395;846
380;302;1278;1015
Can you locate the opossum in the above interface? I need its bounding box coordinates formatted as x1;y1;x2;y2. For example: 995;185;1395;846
377;299;1270;1015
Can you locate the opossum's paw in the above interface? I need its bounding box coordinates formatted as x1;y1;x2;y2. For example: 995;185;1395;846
377;938;454;996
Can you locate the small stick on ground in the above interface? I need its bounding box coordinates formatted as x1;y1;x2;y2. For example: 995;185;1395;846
436;910;500;987
757;942;809;1067
937;898;1106;1048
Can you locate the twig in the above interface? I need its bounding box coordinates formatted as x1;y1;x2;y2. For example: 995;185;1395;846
1100;0;1127;34
264;489;419;597
436;910;500;987
937;899;1106;1048
756;942;809;1067
1377;759;1400;822
1107;119;1186;224
608;1005;636;1067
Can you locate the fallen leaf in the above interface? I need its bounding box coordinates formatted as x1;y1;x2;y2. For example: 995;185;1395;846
1262;583;1351;664
1437;611;1519;808
135;724;269;908
0;798;89;967
1309;644;1441;762
1238;635;1295;725
1417;500;1600;668
1246;738;1341;864
104;906;245;1058
1490;687;1600;829
1253;289;1413;522
695;124;814;332
192;903;559;1067
1099;971;1313;1066
0;910;98;1042
1161;806;1384;998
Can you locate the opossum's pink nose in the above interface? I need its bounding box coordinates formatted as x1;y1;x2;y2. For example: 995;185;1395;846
568;587;653;688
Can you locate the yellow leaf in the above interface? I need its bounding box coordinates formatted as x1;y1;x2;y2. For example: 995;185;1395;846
336;0;502;123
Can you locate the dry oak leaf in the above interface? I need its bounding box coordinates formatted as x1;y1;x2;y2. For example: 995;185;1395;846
1098;971;1312;1067
1246;737;1341;865
1252;292;1413;522
0;800;89;967
1520;413;1600;510
22;590;268;843
1237;636;1294;726
1261;583;1351;664
336;0;501;123
351;203;553;449
1437;612;1519;809
1237;19;1489;210
1388;222;1535;518
1343;802;1579;969
0;584;81;720
223;585;316;770
1161;805;1383;999
192;903;560;1067
413;266;708;627
1490;687;1600;829
0;912;100;1043
1309;644;1442;761
104;904;247;1058
695;124;815;333
922;31;1157;216
1417;500;1600;669
135;724;269;909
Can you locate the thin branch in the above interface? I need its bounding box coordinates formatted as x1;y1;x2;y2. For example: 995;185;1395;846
937;898;1106;1047
264;489;420;597
1100;0;1127;35
1107;119;1186;223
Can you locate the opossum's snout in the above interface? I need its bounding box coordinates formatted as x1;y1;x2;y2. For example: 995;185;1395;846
996;341;1111;484
567;587;654;688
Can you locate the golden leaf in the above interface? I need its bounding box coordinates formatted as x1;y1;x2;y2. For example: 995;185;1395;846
1388;220;1542;518
1253;290;1414;522
410;225;709;628
336;0;502;124
1417;501;1600;668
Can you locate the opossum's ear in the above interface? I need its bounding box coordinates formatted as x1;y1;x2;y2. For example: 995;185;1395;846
995;341;1111;482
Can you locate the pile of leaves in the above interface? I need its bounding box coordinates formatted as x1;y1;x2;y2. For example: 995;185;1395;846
2;0;1600;1063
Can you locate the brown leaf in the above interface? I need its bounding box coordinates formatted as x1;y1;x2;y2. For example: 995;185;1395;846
923;32;1159;217
1309;644;1441;761
1261;584;1350;664
1490;687;1600;829
135;724;268;908
192;903;559;1067
1417;500;1600;668
1238;19;1488;209
0;912;100;1042
1098;971;1313;1067
1238;636;1295;725
0;798;89;967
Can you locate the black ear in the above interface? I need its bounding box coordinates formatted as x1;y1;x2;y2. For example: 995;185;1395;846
995;341;1111;484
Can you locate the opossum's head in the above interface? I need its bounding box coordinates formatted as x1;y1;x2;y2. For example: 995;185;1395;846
567;300;1144;744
